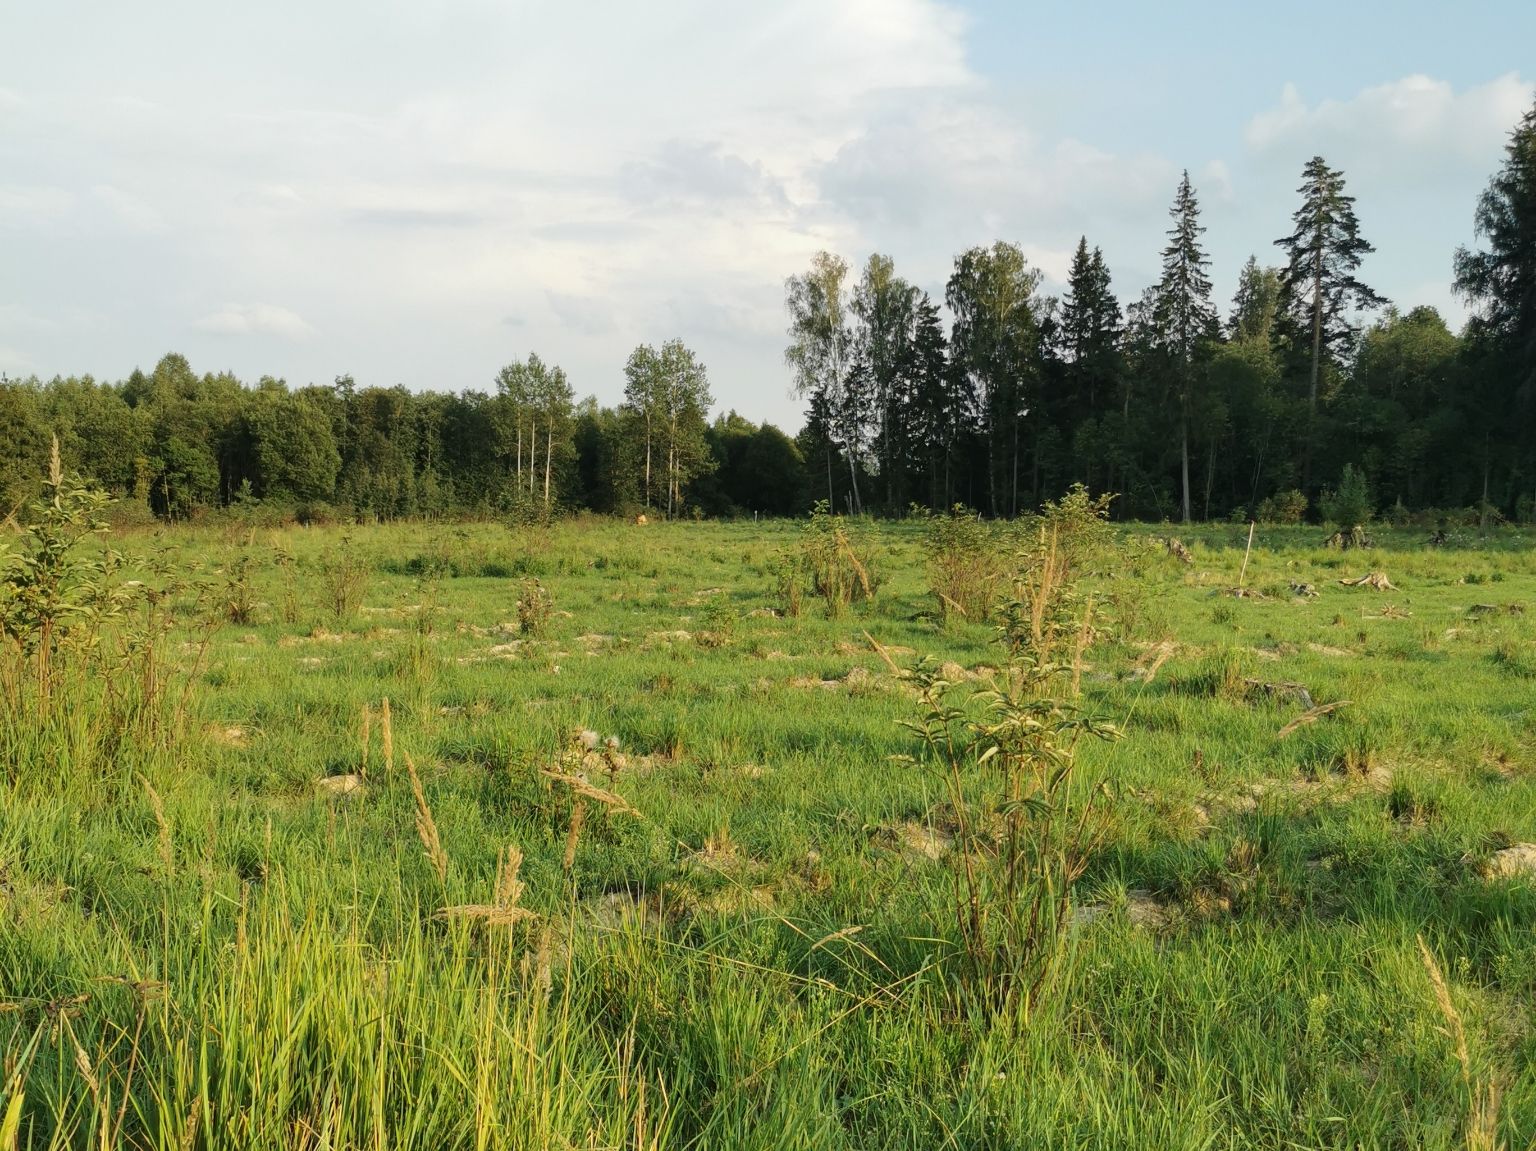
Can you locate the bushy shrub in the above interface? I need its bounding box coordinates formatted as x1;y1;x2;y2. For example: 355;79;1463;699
777;502;876;618
924;505;1006;626
516;577;553;636
1319;465;1373;528
1256;489;1308;525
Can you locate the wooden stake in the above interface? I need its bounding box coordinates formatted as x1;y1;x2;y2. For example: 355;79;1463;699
1238;521;1256;590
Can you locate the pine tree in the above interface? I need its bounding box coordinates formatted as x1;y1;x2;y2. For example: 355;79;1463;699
1274;156;1386;491
1153;171;1219;524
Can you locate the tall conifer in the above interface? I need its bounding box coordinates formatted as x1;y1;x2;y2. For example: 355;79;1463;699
1154;171;1218;524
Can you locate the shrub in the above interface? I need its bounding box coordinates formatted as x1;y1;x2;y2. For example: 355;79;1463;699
1319;465;1373;528
1036;484;1115;578
321;536;370;622
777;502;876;618
1257;489;1308;525
516;577;553;636
924;505;1006;626
898;517;1121;1016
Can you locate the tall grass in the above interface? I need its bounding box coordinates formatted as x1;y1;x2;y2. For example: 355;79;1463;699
2;508;1534;1146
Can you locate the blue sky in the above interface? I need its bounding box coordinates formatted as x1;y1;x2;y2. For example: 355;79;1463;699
2;1;1532;429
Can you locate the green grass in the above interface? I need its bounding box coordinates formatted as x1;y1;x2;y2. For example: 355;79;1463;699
3;515;1535;1148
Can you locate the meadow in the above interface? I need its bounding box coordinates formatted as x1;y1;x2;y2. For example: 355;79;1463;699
3;493;1536;1149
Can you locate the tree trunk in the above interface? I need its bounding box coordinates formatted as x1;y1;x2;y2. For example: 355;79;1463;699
1481;444;1491;534
846;443;862;515
1204;442;1217;521
1011;411;1020;517
1304;241;1323;494
1180;394;1192;525
527;418;536;494
986;409;998;518
543;422;552;506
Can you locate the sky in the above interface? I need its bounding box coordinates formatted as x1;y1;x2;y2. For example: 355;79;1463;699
3;0;1533;431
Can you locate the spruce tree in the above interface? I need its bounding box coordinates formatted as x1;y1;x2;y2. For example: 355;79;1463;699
905;293;958;509
1059;237;1123;417
1274;156;1386;491
1454;98;1536;513
1228;256;1282;343
1153;171;1219;524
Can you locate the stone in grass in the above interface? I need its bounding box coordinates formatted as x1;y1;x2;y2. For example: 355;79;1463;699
316;773;366;797
1485;844;1536;880
1073;889;1170;931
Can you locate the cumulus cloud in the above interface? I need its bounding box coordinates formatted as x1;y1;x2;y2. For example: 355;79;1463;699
196;304;315;341
2;0;1528;424
1246;73;1533;174
621;141;790;211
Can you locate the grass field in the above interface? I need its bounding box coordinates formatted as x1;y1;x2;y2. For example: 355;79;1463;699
3;505;1535;1149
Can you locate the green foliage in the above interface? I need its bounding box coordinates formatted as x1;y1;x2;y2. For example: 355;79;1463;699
945;241;1047;518
1320;464;1374;527
900;523;1119;1015
320;536;370;622
1036;483;1115;573
0;447;215;787
923;505;1006;626
0;445;116;665
516;576;553;636
1257;489;1308;525
789;501;876;618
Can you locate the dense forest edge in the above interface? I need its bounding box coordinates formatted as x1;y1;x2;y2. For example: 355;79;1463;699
3;101;1534;529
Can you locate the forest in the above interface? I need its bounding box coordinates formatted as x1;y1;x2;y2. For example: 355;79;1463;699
3;100;1533;528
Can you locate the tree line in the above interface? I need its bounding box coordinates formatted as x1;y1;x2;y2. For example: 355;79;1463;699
0;344;809;523
3;98;1533;526
788;99;1536;525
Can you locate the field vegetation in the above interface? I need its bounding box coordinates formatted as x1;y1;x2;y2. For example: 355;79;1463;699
2;476;1536;1148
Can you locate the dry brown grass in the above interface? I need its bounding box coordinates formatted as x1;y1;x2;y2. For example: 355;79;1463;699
1418;935;1504;1151
405;752;448;883
438;846;537;928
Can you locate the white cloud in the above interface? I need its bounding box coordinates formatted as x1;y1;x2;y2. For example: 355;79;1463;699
1245;73;1533;172
814;97;1188;297
196;304;316;341
2;1;1527;426
91;184;166;232
0;185;73;226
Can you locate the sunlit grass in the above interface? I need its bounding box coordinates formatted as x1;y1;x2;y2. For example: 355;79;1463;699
2;515;1534;1147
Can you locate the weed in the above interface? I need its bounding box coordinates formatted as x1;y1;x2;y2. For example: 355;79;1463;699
222;543;258;624
516;577;553;636
898;525;1119;1018
923;505;1007;626
320;535;370;622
